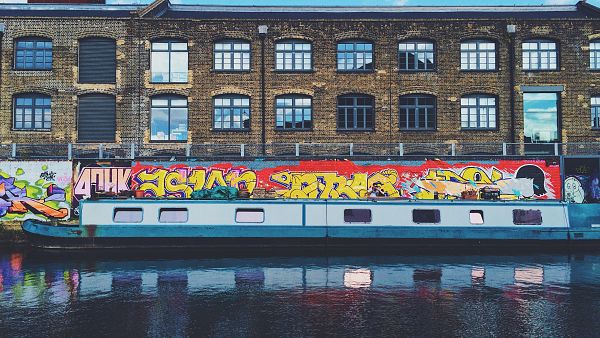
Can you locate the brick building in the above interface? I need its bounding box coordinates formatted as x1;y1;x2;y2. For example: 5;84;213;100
1;0;600;156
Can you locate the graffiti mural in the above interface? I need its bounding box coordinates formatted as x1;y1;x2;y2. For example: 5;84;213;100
124;160;560;201
72;161;132;211
0;161;71;221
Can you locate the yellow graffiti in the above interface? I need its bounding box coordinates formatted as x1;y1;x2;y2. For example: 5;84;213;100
133;168;257;198
270;170;400;199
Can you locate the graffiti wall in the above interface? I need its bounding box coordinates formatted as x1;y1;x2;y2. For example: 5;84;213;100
0;161;71;221
73;159;559;201
563;158;600;203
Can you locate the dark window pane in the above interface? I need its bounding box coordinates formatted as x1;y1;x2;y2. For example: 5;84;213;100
513;209;542;225
412;209;441;224
344;209;372;223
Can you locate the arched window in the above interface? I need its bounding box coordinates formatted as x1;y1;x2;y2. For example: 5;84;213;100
399;94;436;131
15;37;52;70
214;40;251;71
275;39;312;71
337;94;374;131
150;95;188;141
337;40;373;71
460;39;496;70
151;39;188;83
275;95;312;130
13;93;51;130
522;39;558;71
213;94;250;130
591;96;600;129
78;93;116;142
398;40;434;71
460;94;497;130
590;39;600;70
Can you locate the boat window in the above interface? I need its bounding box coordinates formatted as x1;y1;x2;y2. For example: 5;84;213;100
159;208;188;223
412;209;440;224
113;208;143;223
344;209;372;223
235;208;264;223
513;209;542;225
469;210;484;224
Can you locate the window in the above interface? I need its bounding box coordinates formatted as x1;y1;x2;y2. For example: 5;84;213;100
214;40;250;71
113;208;143;223
412;209;441;224
151;39;188;83
460;94;497;129
214;95;250;130
513;209;542;225
591;40;600;70
275;39;312;71
159;208;188;223
337;94;374;130
461;40;496;70
275;95;312;130
13;94;51;130
523;92;559;145
151;95;188;141
337;40;373;71
15;37;52;70
235;208;264;223
522;40;558;71
592;97;600;129
399;94;436;130
469;210;484;225
77;94;116;142
79;38;116;84
344;209;372;223
398;40;434;71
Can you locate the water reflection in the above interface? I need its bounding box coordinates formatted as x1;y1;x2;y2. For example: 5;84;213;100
1;251;600;337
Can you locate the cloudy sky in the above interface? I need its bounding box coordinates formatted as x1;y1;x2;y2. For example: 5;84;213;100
0;0;597;5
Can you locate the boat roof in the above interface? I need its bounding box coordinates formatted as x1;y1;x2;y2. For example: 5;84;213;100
0;0;599;20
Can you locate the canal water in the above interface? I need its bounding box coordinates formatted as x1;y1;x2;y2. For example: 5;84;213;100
1;250;600;337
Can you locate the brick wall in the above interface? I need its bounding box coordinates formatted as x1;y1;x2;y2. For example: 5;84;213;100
1;13;599;149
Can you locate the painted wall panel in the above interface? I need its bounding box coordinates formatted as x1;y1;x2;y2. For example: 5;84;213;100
0;161;71;221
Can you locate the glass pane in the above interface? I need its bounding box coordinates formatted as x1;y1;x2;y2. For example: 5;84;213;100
151;52;169;82
170;108;188;141
170;52;188;82
523;92;559;145
151;108;169;141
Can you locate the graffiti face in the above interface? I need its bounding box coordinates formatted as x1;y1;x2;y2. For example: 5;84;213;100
564;177;585;203
0;162;71;221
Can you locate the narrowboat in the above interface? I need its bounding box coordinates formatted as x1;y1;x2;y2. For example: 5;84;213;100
21;198;600;249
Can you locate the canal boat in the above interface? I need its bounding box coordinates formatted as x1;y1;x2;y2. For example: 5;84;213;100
21;198;600;249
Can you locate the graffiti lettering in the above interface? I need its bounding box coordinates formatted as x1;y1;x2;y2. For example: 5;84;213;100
39;171;56;181
131;166;257;198
74;168;132;198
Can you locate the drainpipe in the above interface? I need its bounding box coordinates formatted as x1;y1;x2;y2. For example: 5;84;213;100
259;25;268;156
507;24;517;149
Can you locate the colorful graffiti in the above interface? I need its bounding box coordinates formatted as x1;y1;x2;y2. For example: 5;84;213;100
120;160;560;200
0;162;71;221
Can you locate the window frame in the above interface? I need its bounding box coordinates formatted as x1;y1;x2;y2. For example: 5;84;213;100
412;209;441;224
12;93;52;131
591;96;600;130
399;94;437;131
14;37;53;71
591;39;600;71
398;39;436;72
469;210;485;225
274;94;313;131
522;39;559;72
113;208;144;223
512;209;543;225
213;94;251;131
460;94;499;131
158;208;189;223
336;39;374;73
343;209;373;223
150;38;189;83
274;39;313;72
336;94;375;131
150;94;189;142
213;39;252;72
460;39;497;72
235;208;265;223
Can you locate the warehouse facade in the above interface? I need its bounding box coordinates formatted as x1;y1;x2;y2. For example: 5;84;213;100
1;0;600;155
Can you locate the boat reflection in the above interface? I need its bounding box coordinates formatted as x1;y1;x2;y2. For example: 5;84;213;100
0;252;586;305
